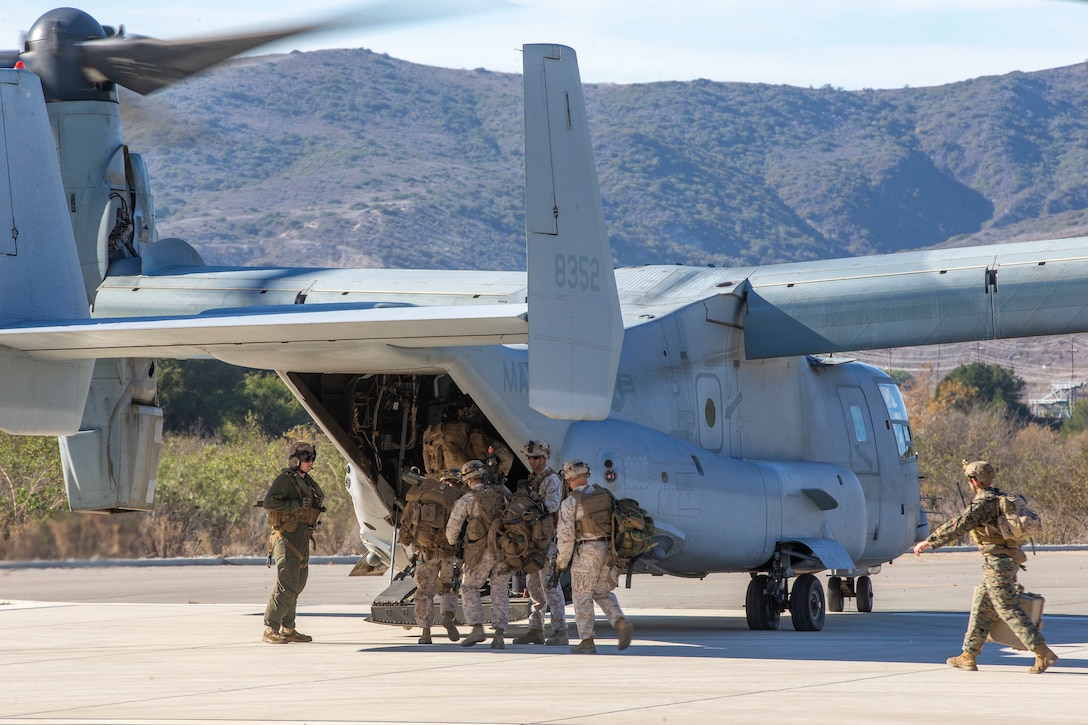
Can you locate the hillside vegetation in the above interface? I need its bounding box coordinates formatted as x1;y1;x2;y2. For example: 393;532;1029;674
121;50;1088;273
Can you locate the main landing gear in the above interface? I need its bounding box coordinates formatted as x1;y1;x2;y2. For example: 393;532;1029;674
746;571;826;631
744;549;878;631
826;575;874;613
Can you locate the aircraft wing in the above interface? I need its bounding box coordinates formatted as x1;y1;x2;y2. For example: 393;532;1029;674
742;236;1088;359
0;303;527;371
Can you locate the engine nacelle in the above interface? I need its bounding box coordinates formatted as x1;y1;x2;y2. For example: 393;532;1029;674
60;358;163;512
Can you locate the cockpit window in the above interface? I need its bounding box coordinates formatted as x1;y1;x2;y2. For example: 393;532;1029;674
879;383;908;421
878;382;915;459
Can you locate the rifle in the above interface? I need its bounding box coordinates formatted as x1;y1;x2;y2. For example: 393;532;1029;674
543;554;559;589
451;521;467;592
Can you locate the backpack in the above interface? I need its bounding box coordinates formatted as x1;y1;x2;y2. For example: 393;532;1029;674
995;491;1043;544
494;488;555;573
463;484;507;546
611;497;656;561
401;478;461;553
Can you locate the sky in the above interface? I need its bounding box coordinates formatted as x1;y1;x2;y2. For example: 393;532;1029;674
8;0;1088;90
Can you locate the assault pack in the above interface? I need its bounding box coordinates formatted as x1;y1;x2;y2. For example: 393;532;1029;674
494;488;555;573
995;491;1043;544
611;497;655;561
571;487;656;562
400;476;462;553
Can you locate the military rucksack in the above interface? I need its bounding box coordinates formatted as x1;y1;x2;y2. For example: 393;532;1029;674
401;477;461;553
995;491;1043;544
463;484;507;546
611;497;655;561
493;488;555;573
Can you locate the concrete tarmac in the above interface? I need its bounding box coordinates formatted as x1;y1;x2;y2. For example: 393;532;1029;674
2;550;1087;724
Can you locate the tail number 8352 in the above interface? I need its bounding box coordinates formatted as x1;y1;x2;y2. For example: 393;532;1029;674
554;254;601;291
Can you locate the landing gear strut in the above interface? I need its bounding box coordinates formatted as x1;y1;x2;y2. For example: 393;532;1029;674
745;553;826;631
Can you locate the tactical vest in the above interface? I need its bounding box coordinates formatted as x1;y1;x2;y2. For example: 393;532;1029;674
967;488;1027;562
571;486;613;539
528;468;560;522
263;469;323;532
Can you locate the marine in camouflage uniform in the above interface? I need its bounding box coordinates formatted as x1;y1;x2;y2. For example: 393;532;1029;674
404;468;466;644
555;459;633;655
445;460;514;648
421;403;514;483
512;439;568;646
262;442;325;644
914;460;1058;674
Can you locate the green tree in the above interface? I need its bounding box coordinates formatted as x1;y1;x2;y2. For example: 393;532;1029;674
158;359;247;433
158;360;308;436
239;372;309;436
934;362;1030;419
1061;399;1088;435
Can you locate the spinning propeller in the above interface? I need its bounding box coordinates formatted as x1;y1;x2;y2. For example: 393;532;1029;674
1;1;503;101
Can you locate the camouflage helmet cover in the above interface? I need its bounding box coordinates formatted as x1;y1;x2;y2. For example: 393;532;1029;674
522;439;551;457
439;467;463;484
963;460;996;484
461;459;487;481
561;459;591;481
288;441;316;469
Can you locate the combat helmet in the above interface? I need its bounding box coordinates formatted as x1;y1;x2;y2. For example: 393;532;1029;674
287;441;317;469
962;460;996;484
461;459;488;483
439;467;463;485
522;439;550;458
561;459;591;481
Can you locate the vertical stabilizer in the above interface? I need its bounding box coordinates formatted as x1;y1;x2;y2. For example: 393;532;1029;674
523;44;623;420
0;70;93;434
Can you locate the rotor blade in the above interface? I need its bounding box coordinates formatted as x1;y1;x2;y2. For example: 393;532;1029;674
78;27;323;94
77;0;513;95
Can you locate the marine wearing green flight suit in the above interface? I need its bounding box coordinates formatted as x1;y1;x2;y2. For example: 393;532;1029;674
262;441;325;644
913;460;1058;674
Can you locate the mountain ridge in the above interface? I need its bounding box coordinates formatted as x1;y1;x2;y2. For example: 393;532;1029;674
119;48;1088;399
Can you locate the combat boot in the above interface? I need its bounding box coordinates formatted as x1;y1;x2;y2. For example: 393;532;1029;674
490;627;506;649
545;629;569;646
1028;644;1059;674
946;652;978;671
570;638;597;654
418;627;432;645
281;627;312;643
513;628;545;645
441;613;460;642
616;616;634;651
262;626;289;644
461;624;487;647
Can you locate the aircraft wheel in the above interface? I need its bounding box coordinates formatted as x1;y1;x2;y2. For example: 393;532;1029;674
745;574;781;631
826;575;844;613
788;573;826;631
856;575;874;612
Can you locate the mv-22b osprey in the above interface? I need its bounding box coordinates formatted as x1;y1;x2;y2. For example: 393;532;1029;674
4;8;1088;632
